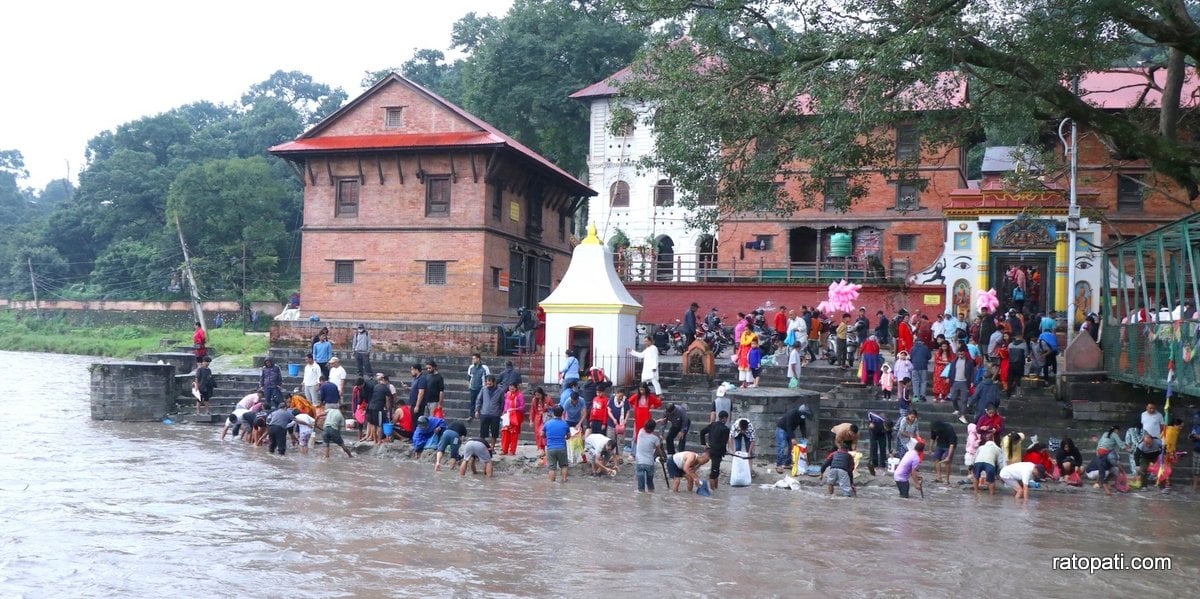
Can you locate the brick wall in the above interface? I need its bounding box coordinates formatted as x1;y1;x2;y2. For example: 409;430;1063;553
270;319;503;355
625;281;946;323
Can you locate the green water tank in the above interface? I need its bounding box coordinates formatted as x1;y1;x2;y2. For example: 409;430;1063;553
829;232;852;258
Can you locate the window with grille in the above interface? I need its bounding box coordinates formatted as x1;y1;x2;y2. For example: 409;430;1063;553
896;124;919;162
1117;174;1144;212
654;179;674;207
610;181;630;207
823;177;847;211
897;234;917;251
895;181;923;211
492;185;503;221
385;107;404;128
425;261;447;285
334;261;354;284
425;175;451;216
335;179;359;217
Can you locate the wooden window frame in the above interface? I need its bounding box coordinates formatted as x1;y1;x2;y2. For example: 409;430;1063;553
1117;174;1144;213
897;234;917;252
609;180;630;207
335;178;359;218
425;175;451;217
896;124;919;162
333;261;355;284
385;107;404;128
424;261;447;285
823;177;847;211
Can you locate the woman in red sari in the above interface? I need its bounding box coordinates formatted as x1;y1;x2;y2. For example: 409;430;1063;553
932;339;953;402
530;387;551;464
997;330;1012;393
500;383;526;455
629;382;661;443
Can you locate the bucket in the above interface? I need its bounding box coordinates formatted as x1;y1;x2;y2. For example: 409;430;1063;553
287;363;301;376
382;423;394;437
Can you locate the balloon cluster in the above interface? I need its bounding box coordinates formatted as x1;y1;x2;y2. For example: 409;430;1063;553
816;279;862;314
976;288;998;312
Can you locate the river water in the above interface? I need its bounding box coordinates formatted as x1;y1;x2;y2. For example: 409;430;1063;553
0;350;1195;597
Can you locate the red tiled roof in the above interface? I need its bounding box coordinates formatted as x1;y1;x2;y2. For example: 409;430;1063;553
1077;68;1200;110
570;67;632;99
271;73;594;197
270;131;502;153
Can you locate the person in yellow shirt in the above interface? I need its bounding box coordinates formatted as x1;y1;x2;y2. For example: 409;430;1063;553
836;313;851;369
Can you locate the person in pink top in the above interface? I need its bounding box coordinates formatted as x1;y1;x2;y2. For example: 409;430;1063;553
894;441;925;498
500;383;526;455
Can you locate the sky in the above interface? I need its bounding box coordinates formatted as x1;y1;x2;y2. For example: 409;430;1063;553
0;0;513;190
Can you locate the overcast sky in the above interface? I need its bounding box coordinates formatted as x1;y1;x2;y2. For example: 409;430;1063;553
1;0;512;190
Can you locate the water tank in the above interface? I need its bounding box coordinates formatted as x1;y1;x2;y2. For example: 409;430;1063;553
828;232;852;258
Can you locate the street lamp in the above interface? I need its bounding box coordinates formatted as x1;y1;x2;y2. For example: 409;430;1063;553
1058;117;1079;348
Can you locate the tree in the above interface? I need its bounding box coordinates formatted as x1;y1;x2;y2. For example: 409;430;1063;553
241;70;348;129
613;0;1200;225
166;157;289;299
457;0;646;174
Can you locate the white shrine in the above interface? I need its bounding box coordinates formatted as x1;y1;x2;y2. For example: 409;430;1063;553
540;223;643;384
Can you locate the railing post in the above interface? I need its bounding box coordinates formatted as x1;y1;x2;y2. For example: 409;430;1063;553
759;256;765;283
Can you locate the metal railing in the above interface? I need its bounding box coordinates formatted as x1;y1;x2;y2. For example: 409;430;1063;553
518;352;642;387
613;251;910;284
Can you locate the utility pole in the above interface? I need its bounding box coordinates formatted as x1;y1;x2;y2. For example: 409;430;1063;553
27;258;40;320
242;242;248;333
175;214;206;332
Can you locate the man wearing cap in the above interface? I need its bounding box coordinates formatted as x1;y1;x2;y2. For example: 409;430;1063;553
352;324;372;378
412;415;447;458
328;357;347;398
260;357;283;410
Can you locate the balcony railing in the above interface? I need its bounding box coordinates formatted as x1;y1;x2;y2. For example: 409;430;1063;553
613;251;910;284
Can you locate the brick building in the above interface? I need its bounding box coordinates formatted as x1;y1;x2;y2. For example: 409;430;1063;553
270;73;594;324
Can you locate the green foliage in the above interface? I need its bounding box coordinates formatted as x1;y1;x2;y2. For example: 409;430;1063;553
615;0;1200;220
0;311;268;359
457;0;646;175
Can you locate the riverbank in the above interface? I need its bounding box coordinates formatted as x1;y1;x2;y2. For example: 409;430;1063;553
349;439;1196;498
0;311;267;365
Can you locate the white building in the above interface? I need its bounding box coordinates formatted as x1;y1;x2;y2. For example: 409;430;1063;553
571;68;717;282
540;223;643;385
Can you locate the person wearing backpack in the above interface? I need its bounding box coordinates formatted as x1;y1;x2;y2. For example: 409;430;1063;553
1036;328;1059;383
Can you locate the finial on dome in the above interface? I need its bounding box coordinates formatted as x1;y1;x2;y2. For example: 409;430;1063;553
582;222;600;245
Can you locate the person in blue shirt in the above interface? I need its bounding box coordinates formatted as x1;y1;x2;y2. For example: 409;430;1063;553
543;406;571;482
1040;311;1057;333
1037;329;1059;382
560;349;581;386
748;339;764;387
412;415;446;457
561;387;586;429
312;332;333;378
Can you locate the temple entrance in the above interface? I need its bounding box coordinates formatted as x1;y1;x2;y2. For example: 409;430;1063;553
991;254;1052;315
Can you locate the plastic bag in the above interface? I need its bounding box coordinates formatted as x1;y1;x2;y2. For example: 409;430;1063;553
790;440;809;477
432;405;445;419
567;432;584;463
354;404;367;425
500;411;510;428
788;377;800;388
784;331;796;347
730;451;752;487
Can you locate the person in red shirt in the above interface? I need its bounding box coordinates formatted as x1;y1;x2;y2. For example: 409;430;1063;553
975;404;1006;440
589;384;610;435
896;311;914;355
530;388;553;464
630;382;661;444
774;305;789;335
193;321;207;366
1023;443;1054;479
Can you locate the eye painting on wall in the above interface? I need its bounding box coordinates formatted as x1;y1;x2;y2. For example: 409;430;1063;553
952;279;972;317
952;255;974;271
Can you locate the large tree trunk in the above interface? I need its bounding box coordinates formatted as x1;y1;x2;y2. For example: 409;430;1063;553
1159;47;1185;140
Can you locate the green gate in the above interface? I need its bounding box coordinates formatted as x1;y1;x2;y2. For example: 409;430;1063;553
1102;212;1200;396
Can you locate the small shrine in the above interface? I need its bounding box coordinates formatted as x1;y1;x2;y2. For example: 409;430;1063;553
540;223;643;384
910;146;1103;322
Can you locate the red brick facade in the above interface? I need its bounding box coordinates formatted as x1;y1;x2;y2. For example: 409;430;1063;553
271;74;594;324
718;133;965;279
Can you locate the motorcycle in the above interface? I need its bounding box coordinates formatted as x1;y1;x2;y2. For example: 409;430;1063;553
669;319;687;355
702;321;732;357
653;324;672;355
826;331;859;366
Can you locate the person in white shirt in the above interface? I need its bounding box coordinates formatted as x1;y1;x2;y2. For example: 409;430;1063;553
787;344;803;381
1140;403;1165;439
999;461;1038;499
972;436;1003;495
327;357;348;397
302;353;322;406
630;335;662;395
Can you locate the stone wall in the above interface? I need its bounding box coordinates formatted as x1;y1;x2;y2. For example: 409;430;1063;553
270;319;505;356
722;387;821;460
90;362;177;421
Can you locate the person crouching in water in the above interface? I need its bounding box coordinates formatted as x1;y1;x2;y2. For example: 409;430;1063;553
584;433;620;477
459;438;495;477
894;440;925;498
667;450;711;493
322;404;355;458
822;441;857;497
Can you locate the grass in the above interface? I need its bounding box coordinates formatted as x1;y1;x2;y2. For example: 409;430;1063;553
0;311;268;361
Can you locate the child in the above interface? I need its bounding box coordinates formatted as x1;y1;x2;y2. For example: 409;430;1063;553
964;423;980;479
295;411;316;455
897;377;912;417
787;342;803;384
880;364;895;399
892;350;913;389
748;339;764;387
894;440;924;498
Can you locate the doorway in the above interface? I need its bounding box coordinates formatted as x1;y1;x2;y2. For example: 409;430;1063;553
991;254;1052;315
789;227;818;262
568;326;593;371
